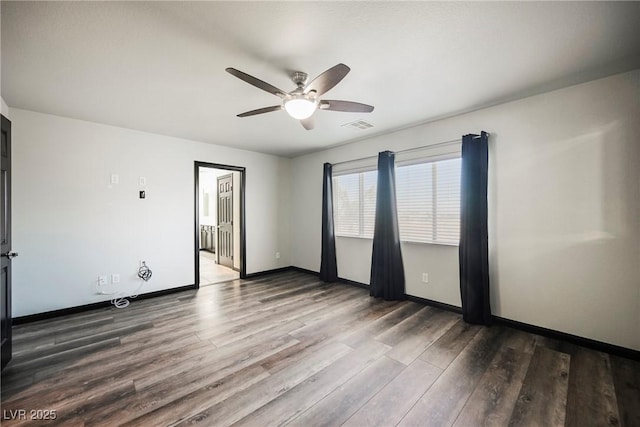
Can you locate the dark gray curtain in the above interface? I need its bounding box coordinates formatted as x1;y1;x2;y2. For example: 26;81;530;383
459;131;491;325
320;162;338;282
370;151;405;300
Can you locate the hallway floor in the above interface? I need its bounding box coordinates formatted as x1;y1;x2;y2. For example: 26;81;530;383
199;250;239;285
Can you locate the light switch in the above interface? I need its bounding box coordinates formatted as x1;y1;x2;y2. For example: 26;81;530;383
139;176;147;186
110;174;119;185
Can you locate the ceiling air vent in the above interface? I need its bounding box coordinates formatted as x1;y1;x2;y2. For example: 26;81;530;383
342;120;374;130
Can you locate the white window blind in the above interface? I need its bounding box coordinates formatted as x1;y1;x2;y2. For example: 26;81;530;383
362;171;377;237
332;150;461;245
333;171;377;238
396;157;461;245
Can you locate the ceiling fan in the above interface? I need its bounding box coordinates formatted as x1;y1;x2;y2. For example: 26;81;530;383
225;63;374;130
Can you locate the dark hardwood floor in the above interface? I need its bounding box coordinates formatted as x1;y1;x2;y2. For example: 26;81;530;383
1;271;638;426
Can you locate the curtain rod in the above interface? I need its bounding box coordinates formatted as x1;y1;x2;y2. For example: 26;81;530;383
331;137;463;167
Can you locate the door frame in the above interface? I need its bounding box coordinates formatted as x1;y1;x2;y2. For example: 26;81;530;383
194;161;246;288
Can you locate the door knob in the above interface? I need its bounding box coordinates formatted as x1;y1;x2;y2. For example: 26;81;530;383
2;251;18;259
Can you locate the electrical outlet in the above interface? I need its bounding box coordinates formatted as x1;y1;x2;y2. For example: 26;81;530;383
421;273;429;283
275;252;281;259
111;273;120;284
98;275;108;286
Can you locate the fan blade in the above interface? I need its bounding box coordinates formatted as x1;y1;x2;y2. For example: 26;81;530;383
226;68;288;98
320;100;374;113
237;105;282;117
304;63;350;96
300;117;314;130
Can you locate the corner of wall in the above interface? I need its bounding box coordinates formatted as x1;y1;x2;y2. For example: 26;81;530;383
1;96;10;118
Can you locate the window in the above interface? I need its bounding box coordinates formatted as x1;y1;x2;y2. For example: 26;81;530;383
333;155;461;245
396;157;461;245
333;170;377;238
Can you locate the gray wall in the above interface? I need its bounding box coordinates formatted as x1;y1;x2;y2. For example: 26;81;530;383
10;109;291;316
290;70;640;351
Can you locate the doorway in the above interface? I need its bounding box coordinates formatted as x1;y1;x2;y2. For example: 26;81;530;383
194;162;246;287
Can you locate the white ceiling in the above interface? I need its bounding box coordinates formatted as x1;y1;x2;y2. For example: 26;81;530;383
2;2;639;157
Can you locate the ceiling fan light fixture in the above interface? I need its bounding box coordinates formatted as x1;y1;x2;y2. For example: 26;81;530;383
227;64;374;130
283;96;317;120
